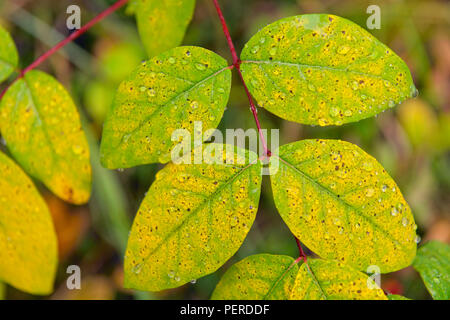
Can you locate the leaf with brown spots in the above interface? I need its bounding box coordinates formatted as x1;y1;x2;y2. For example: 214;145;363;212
211;254;300;300
241;14;417;126
100;46;232;169
290;259;387;300
0;151;58;295
124;145;261;291
270;139;417;273
0;71;92;204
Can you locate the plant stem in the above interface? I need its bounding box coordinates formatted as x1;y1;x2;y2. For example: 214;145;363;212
0;0;129;100
212;0;270;157
295;236;307;261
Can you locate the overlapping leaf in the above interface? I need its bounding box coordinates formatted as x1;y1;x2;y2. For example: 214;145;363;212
100;46;232;169
290;259;386;300
413;241;450;300
212;254;300;300
241;14;417;126
0;25;18;83
134;0;196;57
270;139;417;273
0;70;91;204
124;145;261;291
0;151;57;295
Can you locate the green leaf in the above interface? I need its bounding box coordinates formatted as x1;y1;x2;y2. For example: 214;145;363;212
290;259;387;300
0;70;91;204
211;254;300;300
100;46;232;169
0;151;57;295
124;145;262;291
270;139;417;273
135;0;196;57
413;240;450;300
0;25;18;83
240;14;417;126
0;282;5;300
388;294;410;300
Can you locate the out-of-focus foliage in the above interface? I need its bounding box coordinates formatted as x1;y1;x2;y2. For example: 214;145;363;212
130;0;196;57
0;24;18;83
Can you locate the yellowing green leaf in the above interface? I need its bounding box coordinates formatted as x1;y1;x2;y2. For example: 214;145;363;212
124;145;261;291
388;294;410;300
0;151;57;295
270;139;417;273
0;25;18;83
211;254;300;300
0;282;5;299
241;14;417;126
100;46;232;169
290;259;387;300
0;70;91;204
135;0;196;57
413;241;450;300
397;98;438;148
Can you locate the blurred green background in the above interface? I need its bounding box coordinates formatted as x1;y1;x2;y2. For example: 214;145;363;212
0;0;449;299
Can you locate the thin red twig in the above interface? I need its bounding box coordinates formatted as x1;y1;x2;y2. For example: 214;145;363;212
295;236;307;261
212;0;270;157
0;0;129;100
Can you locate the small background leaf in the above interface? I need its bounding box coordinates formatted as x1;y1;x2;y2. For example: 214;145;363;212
290;259;387;300
135;0;196;57
241;14;417;126
211;254;299;300
270;139;417;273
100;46;231;169
124;145;261;291
413;240;450;300
0;151;57;295
0;70;91;204
0;25;18;83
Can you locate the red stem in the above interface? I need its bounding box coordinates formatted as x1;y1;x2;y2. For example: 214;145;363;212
212;0;270;157
0;0;129;100
295;236;307;261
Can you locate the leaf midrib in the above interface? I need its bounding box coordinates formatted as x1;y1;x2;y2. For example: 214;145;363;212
276;154;409;252
140;158;260;266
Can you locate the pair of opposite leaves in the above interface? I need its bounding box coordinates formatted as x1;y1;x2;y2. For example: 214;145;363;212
98;14;419;295
0;26;91;294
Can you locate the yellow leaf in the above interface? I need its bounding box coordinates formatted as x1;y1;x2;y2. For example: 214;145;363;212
290;259;387;300
241;14;417;126
270;139;417;273
0;70;92;204
0;151;58;295
0;24;18;83
124;145;262;291
212;254;300;300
